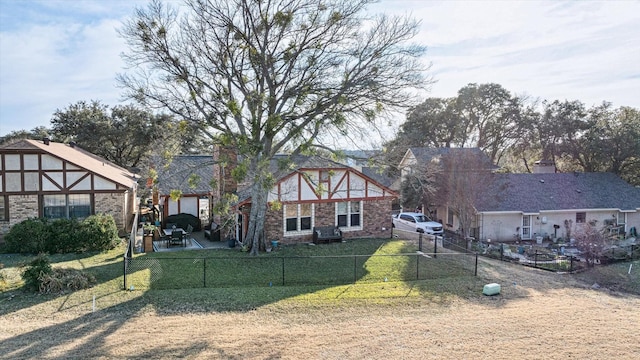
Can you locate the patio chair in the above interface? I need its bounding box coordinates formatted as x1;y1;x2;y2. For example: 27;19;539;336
169;230;184;247
184;224;194;246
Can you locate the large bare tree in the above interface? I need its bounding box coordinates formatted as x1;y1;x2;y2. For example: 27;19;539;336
118;0;429;254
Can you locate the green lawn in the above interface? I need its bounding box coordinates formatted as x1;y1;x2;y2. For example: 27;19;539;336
124;238;477;290
0;238;481;313
1;239;637;315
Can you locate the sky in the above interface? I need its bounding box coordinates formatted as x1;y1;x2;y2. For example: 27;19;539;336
1;0;639;138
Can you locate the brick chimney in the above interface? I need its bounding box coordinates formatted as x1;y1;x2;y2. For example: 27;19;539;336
212;145;238;200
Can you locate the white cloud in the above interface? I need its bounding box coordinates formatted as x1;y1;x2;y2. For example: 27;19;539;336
0;4;133;134
1;0;639;137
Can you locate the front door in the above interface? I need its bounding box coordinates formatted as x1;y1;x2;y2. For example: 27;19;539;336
521;215;531;240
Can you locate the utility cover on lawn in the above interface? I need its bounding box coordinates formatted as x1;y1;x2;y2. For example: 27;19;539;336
483;283;501;296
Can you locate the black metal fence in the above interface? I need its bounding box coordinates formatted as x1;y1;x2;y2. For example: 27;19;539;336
436;230;640;273
123;251;479;290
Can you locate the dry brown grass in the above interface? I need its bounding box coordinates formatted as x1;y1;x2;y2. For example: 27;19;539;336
1;256;639;359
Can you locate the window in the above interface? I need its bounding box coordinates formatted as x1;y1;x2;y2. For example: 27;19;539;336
43;194;91;219
576;212;586;224
337;201;361;229
284;203;313;233
319;170;330;183
0;195;7;221
400;214;415;222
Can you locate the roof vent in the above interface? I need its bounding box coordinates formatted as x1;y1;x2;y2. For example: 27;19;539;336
69;141;76;148
539;179;544;183
576;189;582;193
43;137;50;145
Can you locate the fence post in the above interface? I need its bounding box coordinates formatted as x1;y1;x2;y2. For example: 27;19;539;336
416;253;420;280
203;258;206;288
570;255;574;272
433;236;437;258
123;256;127;291
534;250;538;268
419;233;423;252
500;243;504;261
282;257;285;286
474;252;478;276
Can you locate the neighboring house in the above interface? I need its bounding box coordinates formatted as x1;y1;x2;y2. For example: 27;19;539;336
398;147;495;182
474;172;640;242
153;154;216;225
0;139;139;236
396;147;496;219
234;155;397;244
396;147;640;242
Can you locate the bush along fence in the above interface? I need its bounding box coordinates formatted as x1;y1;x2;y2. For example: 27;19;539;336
437;231;639;273
123;251;479;290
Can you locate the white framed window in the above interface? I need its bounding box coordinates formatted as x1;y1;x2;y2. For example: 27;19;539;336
43;194;91;219
336;201;362;230
284;203;313;235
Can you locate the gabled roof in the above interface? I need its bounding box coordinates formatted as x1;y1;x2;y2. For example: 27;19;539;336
476;172;640;213
0;139;138;188
237;154;396;203
361;167;395;188
404;147;496;169
155;155;214;195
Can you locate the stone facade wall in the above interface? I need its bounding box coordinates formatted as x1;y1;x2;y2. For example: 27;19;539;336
262;199;394;245
0;194;39;236
350;199;394;239
95;193;126;230
263;207;283;242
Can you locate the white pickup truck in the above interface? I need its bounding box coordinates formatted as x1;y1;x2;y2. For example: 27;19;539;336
392;212;444;235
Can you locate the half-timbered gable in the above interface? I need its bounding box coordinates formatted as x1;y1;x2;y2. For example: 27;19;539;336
240;155;396;244
0;139;138;235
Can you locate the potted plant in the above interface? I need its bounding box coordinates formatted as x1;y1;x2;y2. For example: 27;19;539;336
143;223;157;236
142;223;157;252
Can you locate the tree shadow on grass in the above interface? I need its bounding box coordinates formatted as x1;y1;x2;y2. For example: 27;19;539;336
0;295;220;359
3;239;616;358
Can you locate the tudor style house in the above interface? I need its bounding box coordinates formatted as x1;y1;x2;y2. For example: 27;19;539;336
0;139;139;236
232;155;397;244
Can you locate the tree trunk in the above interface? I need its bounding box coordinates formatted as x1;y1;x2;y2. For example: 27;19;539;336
243;174;270;256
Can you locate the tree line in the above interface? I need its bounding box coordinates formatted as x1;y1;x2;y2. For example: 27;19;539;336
383;82;640;186
2;1;638;254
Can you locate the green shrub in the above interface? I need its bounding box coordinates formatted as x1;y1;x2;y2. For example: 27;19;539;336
0;263;5;289
21;253;53;292
3;214;120;254
3;218;50;254
48;218;78;253
80;214;120;251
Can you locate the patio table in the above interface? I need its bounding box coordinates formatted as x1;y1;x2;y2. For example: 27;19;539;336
163;228;187;247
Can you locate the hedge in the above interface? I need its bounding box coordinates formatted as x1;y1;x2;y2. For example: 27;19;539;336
3;214;121;254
